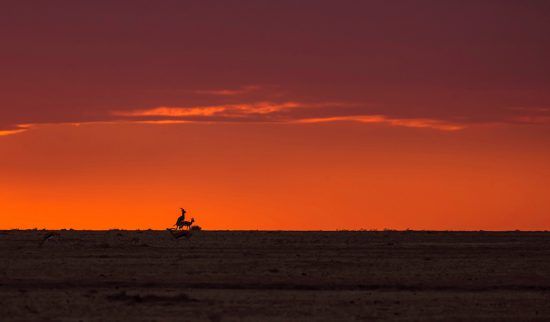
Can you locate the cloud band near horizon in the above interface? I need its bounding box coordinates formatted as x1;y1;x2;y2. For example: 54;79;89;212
2;94;550;136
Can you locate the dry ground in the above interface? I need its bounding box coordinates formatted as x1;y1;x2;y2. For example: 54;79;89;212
1;230;550;321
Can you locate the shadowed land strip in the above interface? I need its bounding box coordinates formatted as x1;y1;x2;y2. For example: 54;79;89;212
3;280;550;293
106;291;199;304
2;231;550;320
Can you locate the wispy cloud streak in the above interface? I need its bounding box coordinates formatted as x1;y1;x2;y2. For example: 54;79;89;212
113;102;301;118
114;102;466;131
6;99;524;136
0;125;31;136
295;115;466;131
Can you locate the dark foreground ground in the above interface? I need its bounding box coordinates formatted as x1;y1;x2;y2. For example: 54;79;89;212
1;230;550;321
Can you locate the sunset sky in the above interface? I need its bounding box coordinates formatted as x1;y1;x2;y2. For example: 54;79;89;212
1;1;549;230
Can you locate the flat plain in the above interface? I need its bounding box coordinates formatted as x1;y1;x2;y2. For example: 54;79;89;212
1;230;550;321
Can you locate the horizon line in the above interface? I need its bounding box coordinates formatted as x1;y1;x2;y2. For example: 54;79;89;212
2;229;549;233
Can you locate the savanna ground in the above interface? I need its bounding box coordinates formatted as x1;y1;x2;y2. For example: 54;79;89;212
1;230;550;321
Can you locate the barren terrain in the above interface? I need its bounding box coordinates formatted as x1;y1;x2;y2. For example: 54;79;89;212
1;230;550;321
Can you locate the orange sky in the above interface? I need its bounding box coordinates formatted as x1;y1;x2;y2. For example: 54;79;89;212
1;122;549;230
1;1;550;229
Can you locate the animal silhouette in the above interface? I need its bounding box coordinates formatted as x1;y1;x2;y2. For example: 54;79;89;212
175;208;186;228
178;218;195;230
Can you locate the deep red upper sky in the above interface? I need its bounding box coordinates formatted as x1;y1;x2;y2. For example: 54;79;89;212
2;0;549;131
